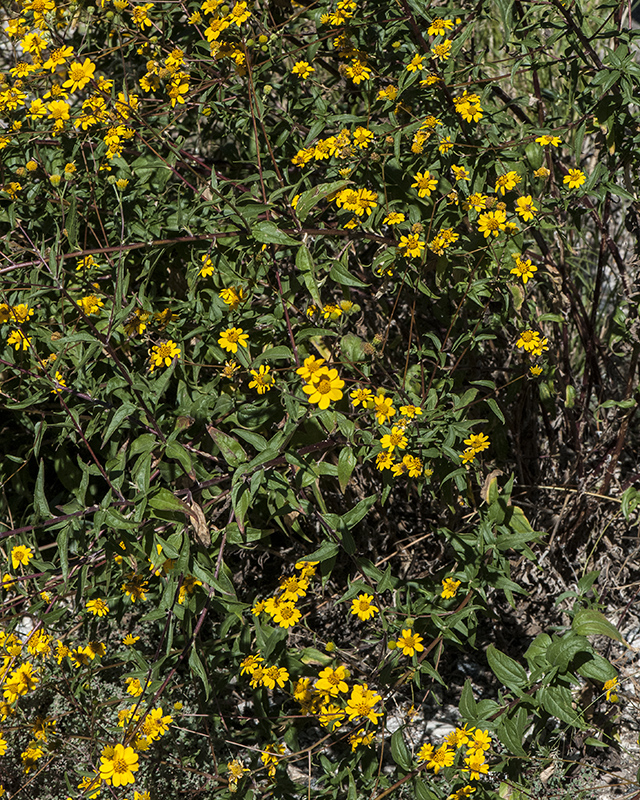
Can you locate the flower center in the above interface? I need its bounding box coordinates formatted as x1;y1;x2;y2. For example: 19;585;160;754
316;379;331;394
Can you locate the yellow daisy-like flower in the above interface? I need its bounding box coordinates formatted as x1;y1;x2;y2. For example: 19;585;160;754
379;427;408;452
395;628;424;656
248;364;274;394
316;665;349;696
302;367;344;410
383;212;405;225
351;593;379;621
428;17;454;35
200;254;215;276
99;743;139;786
515;195;538;222
430;39;452;60
262;665;289;689
477;209;506;238
12;544;34;569
345;58;372;84
494;170;521;195
535;134;562;147
510;254;537;284
7;330;31;351
463;432;490;453
345;683;382;724
441;577;461;599
76;295;104;315
563;168;586;189
271;602;301;629
398;234;425;258
292;60;314;79
372;394;396;424
86;598;109;616
426;743;455;773
603;676;618;702
296;355;325;382
63;58;96;92
149;340;181;372
406;54;426;72
411;170;438;198
218;327;249;353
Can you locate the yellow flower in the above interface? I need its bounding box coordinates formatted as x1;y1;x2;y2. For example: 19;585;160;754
535;134;562;147
402;454;423;477
529;365;543;376
516;329;543;352
271;602;301;628
563;168;586;189
534;166;550;178
302;367;344;409
248;364;274;394
477;209;506;238
149;340;181;371
451;164;470;181
292;61;314;79
350;387;373;407
510;254;537;284
63;58;96;92
604;677;618;702
345;683;382;724
200;253;215;276
296;355;325;381
379;426;408;452
219;286;245;309
383;212;405;225
411;170;438;198
466;192;488;212
262;665;289;689
463;751;489;780
441;578;461;599
345;58;372;84
316;665;349;695
86;598;109;616
406;54;426;72
460;447;476;465
372;394;396;424
279;574;308;601
218;327;249;353
51;371;66;394
353;126;374;148
351;593;379;621
99;743;139;786
7;330;32;351
494;170;521;195
398;234;425;258
428;17;454;35
229;1;251;25
431;39;452;60
77;295;104;315
395;628;424;656
376;450;395;470
515;195;538;222
463;432;490;453
400;404;422;419
425;743;455;773
12;545;34;569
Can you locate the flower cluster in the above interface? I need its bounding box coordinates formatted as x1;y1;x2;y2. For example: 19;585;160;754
418;725;493;787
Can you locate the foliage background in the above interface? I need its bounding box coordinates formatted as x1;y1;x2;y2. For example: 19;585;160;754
1;0;639;796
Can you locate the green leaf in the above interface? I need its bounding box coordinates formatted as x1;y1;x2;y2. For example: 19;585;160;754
35;458;52;519
337;446;356;493
303;539;340;564
295;180;350;221
329;260;369;288
340;494;377;529
576;654;617;682
252;220;298;246
207;426;248;467
57;526;69;583
459;679;477;719
497;706;528;757
572;609;626;644
486;645;527;693
148;488;189;514
537;686;582;727
390;729;412;770
101;403;135;448
188;646;210;699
